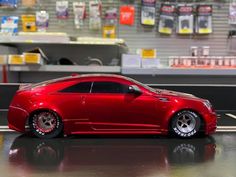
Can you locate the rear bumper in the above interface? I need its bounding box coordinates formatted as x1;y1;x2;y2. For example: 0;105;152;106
8;106;29;132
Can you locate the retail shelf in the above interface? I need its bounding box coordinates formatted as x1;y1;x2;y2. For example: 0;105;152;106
122;68;236;76
0;37;126;46
9;65;121;73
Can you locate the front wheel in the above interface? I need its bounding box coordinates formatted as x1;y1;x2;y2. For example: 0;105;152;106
29;110;63;139
170;110;202;138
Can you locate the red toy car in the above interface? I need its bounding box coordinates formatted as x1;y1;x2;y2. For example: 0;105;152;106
8;74;217;138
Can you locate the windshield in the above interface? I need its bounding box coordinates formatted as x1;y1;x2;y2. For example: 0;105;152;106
125;77;156;92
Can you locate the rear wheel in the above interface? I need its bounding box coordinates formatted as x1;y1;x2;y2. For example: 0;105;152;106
29;110;63;139
170;110;202;138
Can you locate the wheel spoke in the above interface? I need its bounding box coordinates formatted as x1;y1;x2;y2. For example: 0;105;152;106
176;113;197;134
36;112;57;133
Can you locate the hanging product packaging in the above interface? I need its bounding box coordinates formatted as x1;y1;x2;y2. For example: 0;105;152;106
103;25;116;38
229;2;236;24
36;11;49;32
177;5;194;34
158;4;175;34
0;0;18;8
21;15;36;32
73;2;86;29
104;7;117;25
1;16;19;35
89;1;102;30
196;5;212;34
22;0;36;8
141;0;156;26
120;5;135;26
56;1;69;19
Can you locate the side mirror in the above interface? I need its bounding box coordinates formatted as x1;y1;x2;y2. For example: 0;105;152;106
128;85;142;95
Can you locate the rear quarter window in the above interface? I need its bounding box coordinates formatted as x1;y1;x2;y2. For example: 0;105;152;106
60;82;92;93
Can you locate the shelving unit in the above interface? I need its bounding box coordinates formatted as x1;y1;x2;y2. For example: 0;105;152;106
122;68;236;76
9;65;121;73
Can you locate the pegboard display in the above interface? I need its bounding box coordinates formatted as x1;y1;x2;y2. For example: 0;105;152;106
0;0;232;60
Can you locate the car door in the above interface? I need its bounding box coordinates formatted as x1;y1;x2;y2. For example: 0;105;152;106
86;80;159;131
56;81;92;132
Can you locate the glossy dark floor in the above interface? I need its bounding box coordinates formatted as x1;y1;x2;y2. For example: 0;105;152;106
1;132;236;177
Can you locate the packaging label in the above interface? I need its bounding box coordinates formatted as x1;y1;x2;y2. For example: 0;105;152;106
141;49;156;59
120;5;135;26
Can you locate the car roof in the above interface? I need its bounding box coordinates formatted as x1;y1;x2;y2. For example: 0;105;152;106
71;74;127;80
33;74;129;87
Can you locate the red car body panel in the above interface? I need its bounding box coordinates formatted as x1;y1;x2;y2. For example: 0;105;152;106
8;74;217;136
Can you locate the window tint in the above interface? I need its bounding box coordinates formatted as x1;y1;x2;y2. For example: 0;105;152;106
61;82;91;93
91;82;128;94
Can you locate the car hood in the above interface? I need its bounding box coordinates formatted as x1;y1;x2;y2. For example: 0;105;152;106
156;89;203;101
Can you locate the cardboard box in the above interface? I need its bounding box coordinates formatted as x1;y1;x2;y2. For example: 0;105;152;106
142;58;159;68
0;55;8;65
122;54;141;68
23;53;42;64
8;55;24;65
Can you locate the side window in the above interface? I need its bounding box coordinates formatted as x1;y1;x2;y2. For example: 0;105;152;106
91;82;129;94
60;82;92;93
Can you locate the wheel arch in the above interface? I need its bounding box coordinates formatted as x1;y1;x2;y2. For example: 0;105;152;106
26;108;63;127
166;108;206;134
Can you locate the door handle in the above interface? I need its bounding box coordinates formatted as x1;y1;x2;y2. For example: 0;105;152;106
81;96;86;105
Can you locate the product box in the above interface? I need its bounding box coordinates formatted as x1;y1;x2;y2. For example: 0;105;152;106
122;54;141;68
1;16;19;34
141;58;159;68
0;55;8;65
36;11;49;32
21;15;37;32
103;25;116;38
0;0;18;8
23;53;42;64
22;0;36;8
8;55;24;65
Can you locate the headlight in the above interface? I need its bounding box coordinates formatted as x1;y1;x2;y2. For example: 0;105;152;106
203;100;212;110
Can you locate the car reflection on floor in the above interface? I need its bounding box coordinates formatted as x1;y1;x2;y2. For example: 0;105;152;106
8;135;216;174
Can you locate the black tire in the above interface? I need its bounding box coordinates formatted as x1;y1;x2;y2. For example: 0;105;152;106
29;110;63;139
170;110;201;138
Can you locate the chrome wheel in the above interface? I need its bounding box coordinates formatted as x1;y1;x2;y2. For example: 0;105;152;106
171;110;201;138
35;112;57;133
30;110;63;138
176;113;196;133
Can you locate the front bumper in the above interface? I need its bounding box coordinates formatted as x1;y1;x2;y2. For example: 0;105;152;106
204;111;217;135
8;106;29;132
